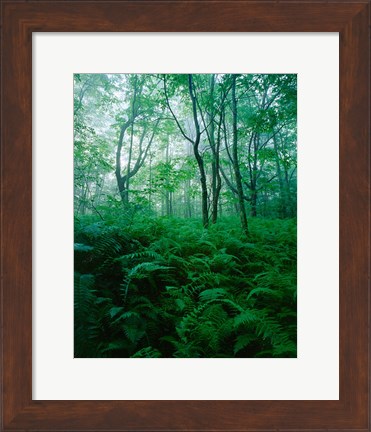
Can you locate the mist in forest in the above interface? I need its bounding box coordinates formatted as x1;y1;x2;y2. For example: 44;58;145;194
74;73;297;358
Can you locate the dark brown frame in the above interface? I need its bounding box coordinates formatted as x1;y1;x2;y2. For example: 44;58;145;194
1;1;370;431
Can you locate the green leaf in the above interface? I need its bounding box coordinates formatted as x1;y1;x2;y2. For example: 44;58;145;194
199;288;227;302
74;243;94;252
234;310;258;327
234;334;255;354
108;306;124;319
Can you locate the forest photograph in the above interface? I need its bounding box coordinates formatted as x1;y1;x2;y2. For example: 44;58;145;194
74;73;297;358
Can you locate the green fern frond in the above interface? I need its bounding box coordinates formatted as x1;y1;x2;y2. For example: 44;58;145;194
256;317;283;345
111;311;141;325
247;287;281;301
128;262;171;279
272;340;297;357
101;341;127;353
234;309;258;327
131;347;162;358
123;325;146;344
74;243;94;252
234;333;255;355
108;306;124;319
118;250;163;262
199;288;228;302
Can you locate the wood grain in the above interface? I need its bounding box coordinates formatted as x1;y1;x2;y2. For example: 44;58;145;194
1;1;369;431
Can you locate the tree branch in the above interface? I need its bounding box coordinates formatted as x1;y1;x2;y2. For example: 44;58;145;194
163;76;194;144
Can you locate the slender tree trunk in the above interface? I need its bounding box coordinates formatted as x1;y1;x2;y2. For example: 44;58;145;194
148;153;152;212
186;144;192;218
284;168;295;217
115;119;131;205
272;132;287;218
208;75;218;224
125;76;139;205
169;191;173;216
249;134;259;217
116;78;158;209
124;123;134;204
165;137;171;216
188;74;209;228
231;75;248;236
184;179;192;218
202;74;223;225
250;191;257;217
213;116;222;224
164;74;208;227
194;150;208;228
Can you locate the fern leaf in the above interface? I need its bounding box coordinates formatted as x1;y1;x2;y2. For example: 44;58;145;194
118;250;163;262
101;341;127;353
247;287;280;301
123;325;145;344
128;262;171;279
199;288;227;302
74;243;94;252
234;310;258;327
234;334;255;354
131;347;162;358
108;306;124;319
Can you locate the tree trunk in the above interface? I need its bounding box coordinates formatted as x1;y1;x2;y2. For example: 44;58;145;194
124;76;139;205
148;153;152;212
231;75;248;236
188;75;209;228
165;136;171;216
124;123;134;205
115;118;131;205
249;134;259;217
169;191;173;216
208;75;220;224
115;77;158;209
184;179;192;218
164;74;209;227
250;191;257;217
213;125;222;223
272;132;287;218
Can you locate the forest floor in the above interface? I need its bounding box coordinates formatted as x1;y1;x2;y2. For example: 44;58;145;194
74;214;297;358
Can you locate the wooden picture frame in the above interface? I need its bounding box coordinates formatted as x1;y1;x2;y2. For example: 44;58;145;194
1;1;369;430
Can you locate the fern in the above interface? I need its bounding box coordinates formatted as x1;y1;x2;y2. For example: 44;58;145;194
74;273;101;357
234;333;256;355
128;262;171;279
199;288;228;302
234;309;259;327
117;250;163;262
247;287;281;301
108;306;124;319
74;243;94;252
124;324;146;344
74;215;297;358
132;346;162;358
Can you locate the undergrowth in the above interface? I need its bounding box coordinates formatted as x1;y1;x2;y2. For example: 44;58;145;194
74;215;297;358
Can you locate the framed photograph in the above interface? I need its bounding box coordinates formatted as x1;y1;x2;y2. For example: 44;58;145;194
1;1;369;430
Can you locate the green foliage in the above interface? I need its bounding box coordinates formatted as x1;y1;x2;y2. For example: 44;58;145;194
74;215;296;358
73;73;297;358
